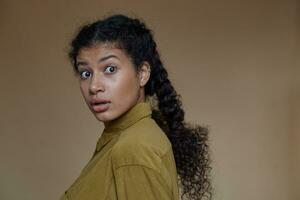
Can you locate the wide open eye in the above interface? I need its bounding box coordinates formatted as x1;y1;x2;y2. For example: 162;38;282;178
79;70;91;79
104;65;117;74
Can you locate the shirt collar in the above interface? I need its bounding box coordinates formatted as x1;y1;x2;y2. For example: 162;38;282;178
94;101;152;154
104;101;152;132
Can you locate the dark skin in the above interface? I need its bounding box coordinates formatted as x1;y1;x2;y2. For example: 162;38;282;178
76;43;151;127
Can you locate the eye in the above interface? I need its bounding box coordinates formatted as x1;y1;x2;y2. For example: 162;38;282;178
104;65;117;74
79;70;91;79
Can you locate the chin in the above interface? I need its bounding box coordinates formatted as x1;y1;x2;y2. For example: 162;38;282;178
94;113;113;122
94;115;108;122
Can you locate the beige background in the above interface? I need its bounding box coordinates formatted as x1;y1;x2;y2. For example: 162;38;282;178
0;0;299;200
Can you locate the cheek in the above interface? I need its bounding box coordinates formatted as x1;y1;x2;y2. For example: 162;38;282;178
112;73;140;101
80;81;89;99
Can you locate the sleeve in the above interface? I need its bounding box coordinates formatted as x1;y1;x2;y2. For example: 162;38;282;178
112;164;173;200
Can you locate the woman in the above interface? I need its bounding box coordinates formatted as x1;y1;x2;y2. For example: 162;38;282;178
60;14;211;200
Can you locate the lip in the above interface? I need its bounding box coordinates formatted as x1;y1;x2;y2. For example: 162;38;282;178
90;99;111;113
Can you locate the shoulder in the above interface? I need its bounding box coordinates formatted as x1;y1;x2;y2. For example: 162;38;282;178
111;117;172;172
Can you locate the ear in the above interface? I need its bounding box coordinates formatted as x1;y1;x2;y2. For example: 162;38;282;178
138;62;151;87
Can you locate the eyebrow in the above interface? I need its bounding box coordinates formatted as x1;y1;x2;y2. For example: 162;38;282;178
99;54;120;62
77;54;120;67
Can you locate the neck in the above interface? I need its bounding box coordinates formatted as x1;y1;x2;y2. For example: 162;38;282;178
103;89;146;128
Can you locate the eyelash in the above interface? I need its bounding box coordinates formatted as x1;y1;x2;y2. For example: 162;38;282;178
79;71;91;79
104;65;117;74
78;65;117;79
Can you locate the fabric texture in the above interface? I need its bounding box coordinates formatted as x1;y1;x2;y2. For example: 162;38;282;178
59;101;180;200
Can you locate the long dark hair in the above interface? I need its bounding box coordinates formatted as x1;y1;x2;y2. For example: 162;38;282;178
68;14;211;200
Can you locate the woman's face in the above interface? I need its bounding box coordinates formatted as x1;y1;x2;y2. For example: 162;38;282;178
76;43;150;124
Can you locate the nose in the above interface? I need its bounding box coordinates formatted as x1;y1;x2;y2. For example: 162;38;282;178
89;73;105;94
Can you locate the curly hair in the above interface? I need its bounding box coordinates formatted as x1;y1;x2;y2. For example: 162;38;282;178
68;14;212;200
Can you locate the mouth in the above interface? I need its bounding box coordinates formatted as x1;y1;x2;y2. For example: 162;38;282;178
90;100;110;113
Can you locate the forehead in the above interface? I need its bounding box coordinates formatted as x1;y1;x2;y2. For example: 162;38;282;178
77;43;130;62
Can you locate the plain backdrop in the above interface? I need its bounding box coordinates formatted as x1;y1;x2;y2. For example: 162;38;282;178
0;0;299;200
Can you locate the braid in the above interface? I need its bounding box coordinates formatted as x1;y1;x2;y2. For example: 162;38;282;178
147;50;212;200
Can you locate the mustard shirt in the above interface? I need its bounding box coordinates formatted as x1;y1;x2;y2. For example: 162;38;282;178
59;102;180;200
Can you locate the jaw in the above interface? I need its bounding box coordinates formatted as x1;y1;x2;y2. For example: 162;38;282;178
136;87;146;103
